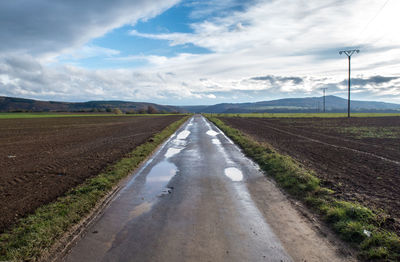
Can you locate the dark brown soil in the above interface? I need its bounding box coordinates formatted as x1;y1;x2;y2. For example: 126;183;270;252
0;115;183;233
219;116;400;234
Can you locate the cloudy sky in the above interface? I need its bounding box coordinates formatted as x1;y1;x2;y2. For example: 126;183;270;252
0;0;400;105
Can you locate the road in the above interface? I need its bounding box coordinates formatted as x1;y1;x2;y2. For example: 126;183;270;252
61;115;351;262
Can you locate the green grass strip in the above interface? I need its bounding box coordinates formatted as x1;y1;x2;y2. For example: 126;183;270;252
207;116;400;261
208;112;400;118
0;113;187;119
0;116;189;261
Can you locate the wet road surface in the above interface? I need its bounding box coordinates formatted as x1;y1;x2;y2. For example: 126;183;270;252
62;115;292;262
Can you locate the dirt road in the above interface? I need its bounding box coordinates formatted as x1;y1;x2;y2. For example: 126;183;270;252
61;115;353;262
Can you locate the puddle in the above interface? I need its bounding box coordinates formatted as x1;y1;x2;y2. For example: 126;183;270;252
129;201;153;219
202;116;212;128
177;130;191;140
224;167;243;182
146;161;177;183
206;130;219;137
141;161;177;201
213;137;234;165
159;187;174;197
171;139;187;147
165;126;190;158
212;138;221;145
165;148;183;158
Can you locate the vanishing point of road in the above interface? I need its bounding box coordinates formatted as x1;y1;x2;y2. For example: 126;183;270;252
61;115;353;262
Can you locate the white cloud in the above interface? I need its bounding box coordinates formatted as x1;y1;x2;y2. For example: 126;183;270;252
0;0;179;60
107;54;169;66
61;45;121;60
1;0;400;104
206;94;217;99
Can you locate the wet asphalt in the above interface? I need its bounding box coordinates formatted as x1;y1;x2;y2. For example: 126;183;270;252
62;115;292;262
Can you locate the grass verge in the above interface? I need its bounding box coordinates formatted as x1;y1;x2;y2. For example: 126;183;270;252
0;116;189;261
0;113;186;119
209;112;400;118
207;116;400;261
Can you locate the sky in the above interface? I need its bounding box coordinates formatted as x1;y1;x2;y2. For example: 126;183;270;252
0;0;400;105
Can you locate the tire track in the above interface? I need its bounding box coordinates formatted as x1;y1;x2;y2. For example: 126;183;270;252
253;119;400;166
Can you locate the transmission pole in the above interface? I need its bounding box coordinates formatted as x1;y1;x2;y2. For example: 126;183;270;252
321;87;328;113
339;49;359;118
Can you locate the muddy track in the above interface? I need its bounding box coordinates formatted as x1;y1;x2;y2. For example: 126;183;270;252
219;117;400;234
0;115;183;233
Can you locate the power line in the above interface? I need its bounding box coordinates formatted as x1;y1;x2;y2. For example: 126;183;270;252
351;0;390;47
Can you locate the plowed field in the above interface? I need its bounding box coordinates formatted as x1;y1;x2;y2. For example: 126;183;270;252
219;116;400;234
0;115;183;233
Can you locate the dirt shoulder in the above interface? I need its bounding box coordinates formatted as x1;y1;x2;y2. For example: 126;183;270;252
246;174;357;261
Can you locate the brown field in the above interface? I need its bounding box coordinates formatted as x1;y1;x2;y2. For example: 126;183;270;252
219;116;400;234
0;115;183;233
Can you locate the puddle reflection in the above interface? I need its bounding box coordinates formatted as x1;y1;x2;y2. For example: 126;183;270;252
224;167;243;182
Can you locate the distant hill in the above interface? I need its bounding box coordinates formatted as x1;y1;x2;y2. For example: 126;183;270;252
0;96;182;113
182;96;400;113
2;95;399;114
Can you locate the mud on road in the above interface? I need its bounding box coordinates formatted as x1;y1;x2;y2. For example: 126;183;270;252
0;115;183;233
219;116;400;234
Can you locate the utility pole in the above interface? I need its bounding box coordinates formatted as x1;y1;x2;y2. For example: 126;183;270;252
339;49;359;118
321;87;328;113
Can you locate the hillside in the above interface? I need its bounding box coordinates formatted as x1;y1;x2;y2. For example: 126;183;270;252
0;96;182;113
2;95;399;114
182;96;400;113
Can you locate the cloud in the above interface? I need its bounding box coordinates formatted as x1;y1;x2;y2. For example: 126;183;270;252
346;75;399;86
251;75;304;85
1;0;400;105
125;0;400;103
107;54;169;65
206;94;216;99
0;0;179;59
0;54;213;103
184;0;253;19
61;45;120;60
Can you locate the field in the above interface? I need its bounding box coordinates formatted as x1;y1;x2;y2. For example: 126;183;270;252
0;115;183;233
218;116;400;234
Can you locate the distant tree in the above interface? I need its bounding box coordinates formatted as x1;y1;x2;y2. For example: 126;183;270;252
138;108;147;114
112;108;123;114
126;109;137;114
147;106;158;114
106;107;112;113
